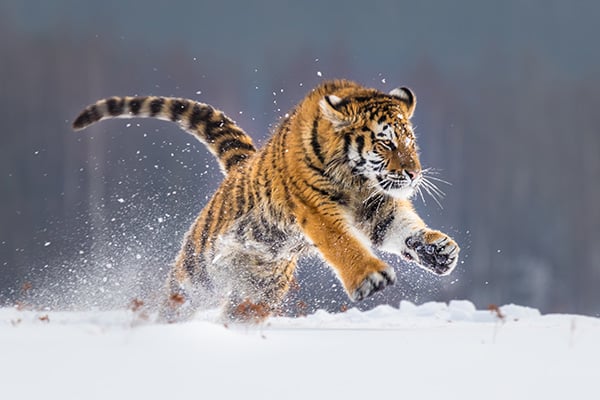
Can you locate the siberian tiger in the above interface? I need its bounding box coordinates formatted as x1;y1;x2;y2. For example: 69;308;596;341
73;79;459;322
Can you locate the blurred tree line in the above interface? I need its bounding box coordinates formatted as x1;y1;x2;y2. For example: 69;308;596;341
0;3;599;315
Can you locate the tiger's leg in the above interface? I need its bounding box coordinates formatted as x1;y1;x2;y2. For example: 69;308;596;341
157;256;197;323
296;206;396;302
224;258;297;323
157;233;207;323
157;269;193;323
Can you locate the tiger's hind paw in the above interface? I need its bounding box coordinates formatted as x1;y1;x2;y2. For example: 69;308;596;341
157;292;195;324
350;266;396;302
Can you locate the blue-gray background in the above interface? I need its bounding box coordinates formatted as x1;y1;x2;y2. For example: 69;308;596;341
1;0;599;315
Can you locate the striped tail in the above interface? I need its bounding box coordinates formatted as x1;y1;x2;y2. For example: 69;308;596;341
72;96;256;174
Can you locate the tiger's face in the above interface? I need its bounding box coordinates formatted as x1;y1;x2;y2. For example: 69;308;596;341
320;86;422;199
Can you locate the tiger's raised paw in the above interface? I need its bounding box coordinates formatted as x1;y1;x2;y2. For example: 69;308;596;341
350;266;396;302
405;230;459;276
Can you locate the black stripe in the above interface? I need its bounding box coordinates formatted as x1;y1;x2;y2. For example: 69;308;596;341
371;213;395;246
234;180;247;218
251;151;268;203
205;118;229;142
170;99;188;121
224;153;249;170
343;133;352;156
355;135;365;154
249;151;268;206
188;104;204;130
210;194;229;242
106;97;125;116
354;135;366;168
246;172;255;212
305;157;327;176
129;97;146;115
352;94;390;104
262;154;272;198
303;179;332;198
217;138;256;156
376;175;393;191
310;117;325;164
246;161;264;210
149;98;165;116
349;96;372;104
329;192;348;206
288;177;316;209
89;105;102;122
73;105;102;129
250;185;262;214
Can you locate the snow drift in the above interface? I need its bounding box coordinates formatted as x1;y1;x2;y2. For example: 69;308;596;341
1;301;598;400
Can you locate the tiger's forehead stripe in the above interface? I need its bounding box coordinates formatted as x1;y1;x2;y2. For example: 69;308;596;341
356;102;409;125
373;122;398;141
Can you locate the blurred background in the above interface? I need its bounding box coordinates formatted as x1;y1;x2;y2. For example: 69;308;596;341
1;0;599;315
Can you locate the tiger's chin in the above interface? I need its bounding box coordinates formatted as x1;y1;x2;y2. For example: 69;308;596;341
382;186;416;200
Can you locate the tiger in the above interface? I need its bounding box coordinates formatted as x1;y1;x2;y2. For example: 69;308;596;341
72;79;460;322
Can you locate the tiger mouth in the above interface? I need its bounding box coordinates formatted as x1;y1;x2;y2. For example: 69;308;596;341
376;174;411;191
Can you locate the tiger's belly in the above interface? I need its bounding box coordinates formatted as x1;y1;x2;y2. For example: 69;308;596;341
205;214;310;292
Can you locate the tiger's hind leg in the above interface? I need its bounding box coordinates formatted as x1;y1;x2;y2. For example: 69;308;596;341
223;258;297;323
157;237;214;323
157;268;197;323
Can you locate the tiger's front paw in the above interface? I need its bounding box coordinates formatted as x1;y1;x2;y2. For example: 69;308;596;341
350;266;396;302
405;230;459;276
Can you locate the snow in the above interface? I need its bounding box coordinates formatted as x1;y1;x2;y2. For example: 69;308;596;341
1;301;598;400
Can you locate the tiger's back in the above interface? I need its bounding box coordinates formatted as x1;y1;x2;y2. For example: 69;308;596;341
73;79;460;322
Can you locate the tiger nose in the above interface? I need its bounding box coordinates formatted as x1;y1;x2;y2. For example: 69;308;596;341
404;169;420;181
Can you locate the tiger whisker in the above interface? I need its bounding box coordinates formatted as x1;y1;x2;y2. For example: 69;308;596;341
421;167;442;175
422;175;452;186
363;180;387;206
364;189;382;206
363;187;386;216
420;179;446;198
421;186;445;207
420;183;444;209
416;185;427;206
421;167;452;187
415;175;445;209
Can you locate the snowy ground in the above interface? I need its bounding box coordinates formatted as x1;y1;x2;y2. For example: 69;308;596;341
1;301;599;400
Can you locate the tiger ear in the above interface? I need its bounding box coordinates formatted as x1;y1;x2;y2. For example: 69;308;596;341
390;87;416;118
319;95;350;128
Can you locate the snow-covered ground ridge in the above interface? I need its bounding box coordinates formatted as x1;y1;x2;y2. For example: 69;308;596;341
0;300;548;328
1;301;599;400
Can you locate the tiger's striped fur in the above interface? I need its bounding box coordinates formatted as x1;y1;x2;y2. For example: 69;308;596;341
73;79;459;322
73;95;255;173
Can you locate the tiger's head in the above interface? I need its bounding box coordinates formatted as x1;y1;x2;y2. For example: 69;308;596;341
319;84;422;199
